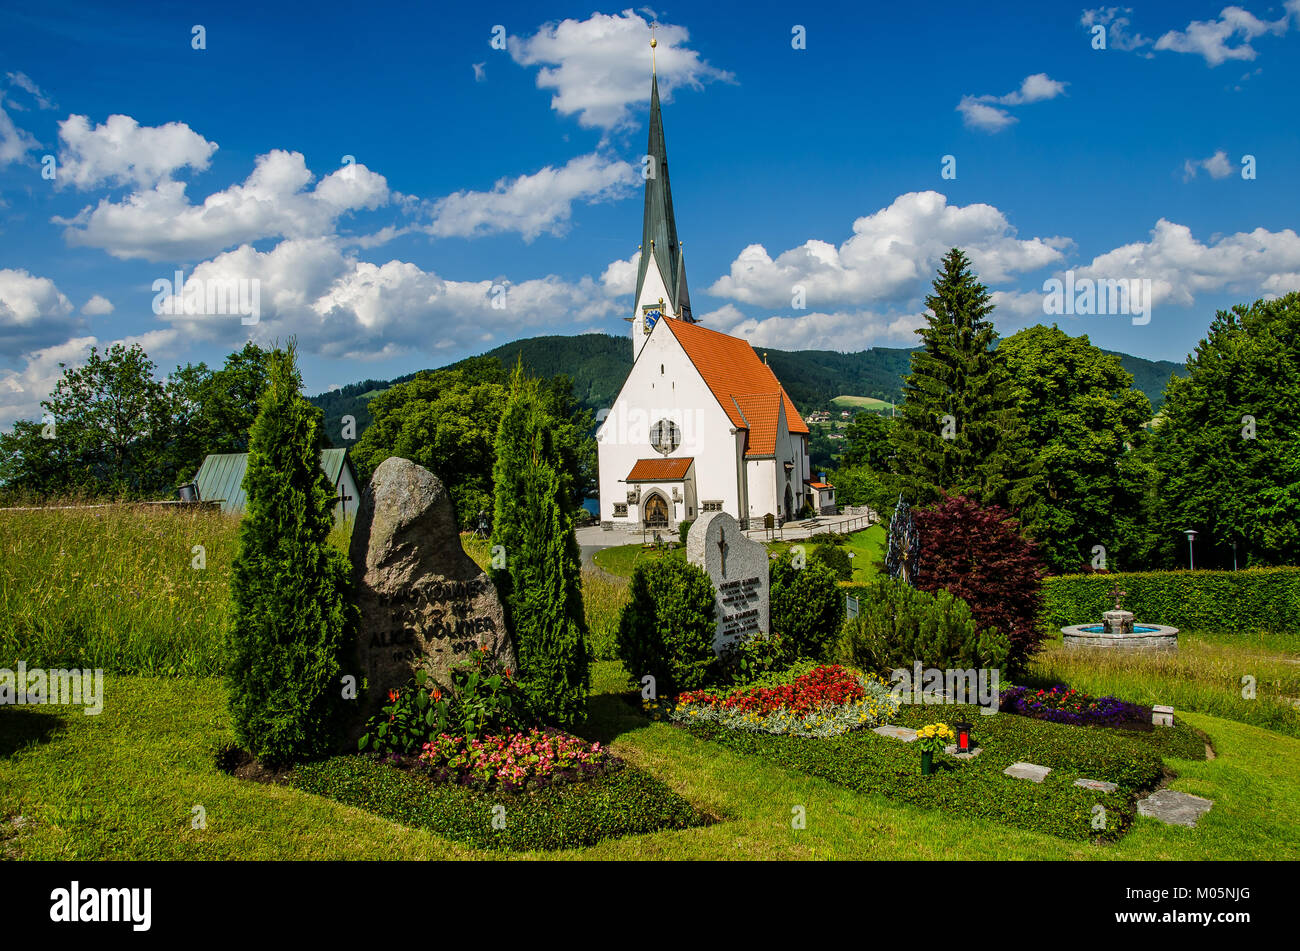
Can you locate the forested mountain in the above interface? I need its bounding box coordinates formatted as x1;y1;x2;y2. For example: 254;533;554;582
309;332;1185;444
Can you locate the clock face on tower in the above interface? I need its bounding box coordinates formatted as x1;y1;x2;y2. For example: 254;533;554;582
643;308;661;334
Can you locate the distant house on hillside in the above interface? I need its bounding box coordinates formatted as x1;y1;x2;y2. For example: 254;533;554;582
191;448;359;521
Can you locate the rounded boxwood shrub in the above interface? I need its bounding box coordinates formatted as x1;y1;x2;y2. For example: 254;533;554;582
812;542;853;581
770;552;844;660
835;577;1010;674
616;558;716;695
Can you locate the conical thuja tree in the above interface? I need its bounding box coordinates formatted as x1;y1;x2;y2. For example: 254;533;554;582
226;340;356;765
490;364;590;726
892;248;1032;510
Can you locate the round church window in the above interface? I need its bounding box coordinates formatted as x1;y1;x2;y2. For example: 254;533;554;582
650;418;680;455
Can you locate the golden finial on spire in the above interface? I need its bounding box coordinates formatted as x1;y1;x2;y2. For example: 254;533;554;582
650;22;658;75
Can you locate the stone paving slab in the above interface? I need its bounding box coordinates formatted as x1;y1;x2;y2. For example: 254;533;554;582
1074;778;1119;793
1003;762;1052;782
1137;789;1214;827
872;725;917;742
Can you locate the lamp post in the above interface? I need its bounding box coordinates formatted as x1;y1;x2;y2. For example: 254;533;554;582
1183;529;1198;570
953;720;974;753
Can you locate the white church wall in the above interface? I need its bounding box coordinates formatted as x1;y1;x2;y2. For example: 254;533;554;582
598;321;738;527
745;458;778;524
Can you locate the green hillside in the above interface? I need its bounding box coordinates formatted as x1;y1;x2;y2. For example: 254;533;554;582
309;332;1185;445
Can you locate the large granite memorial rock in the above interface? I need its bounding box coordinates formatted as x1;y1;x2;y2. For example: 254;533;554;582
349;456;515;726
687;511;770;653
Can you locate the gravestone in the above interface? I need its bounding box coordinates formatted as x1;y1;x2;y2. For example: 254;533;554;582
348;457;515;728
1003;762;1052;783
687;511;769;653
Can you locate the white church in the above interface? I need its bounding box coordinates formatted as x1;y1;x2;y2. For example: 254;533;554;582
596;59;828;534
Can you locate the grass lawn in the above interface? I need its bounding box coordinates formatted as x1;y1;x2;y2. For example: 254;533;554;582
4;662;1298;860
592;543;685;578
595;526;885;584
830;395;896;413
1028;630;1300;739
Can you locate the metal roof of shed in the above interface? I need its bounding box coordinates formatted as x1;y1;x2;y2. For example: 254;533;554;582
193;448;351;514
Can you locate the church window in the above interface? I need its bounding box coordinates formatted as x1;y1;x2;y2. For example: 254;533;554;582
613;503;628;517
702;500;723;512
650;418;680;455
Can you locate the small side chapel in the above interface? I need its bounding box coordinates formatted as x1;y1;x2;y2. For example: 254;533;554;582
596;38;824;534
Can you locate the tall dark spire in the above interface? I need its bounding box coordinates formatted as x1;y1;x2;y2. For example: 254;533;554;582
635;72;692;321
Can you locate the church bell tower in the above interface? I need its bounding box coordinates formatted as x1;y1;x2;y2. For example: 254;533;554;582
629;30;694;361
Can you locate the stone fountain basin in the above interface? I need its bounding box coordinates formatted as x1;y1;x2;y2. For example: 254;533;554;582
1060;623;1179;652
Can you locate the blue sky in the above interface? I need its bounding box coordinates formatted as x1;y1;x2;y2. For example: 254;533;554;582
2;1;1299;426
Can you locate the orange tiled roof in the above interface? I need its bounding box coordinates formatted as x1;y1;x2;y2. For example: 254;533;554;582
809;481;833;490
663;321;810;450
626;457;694;482
732;392;782;456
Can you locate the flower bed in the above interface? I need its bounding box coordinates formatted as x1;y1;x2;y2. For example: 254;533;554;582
290;753;708;852
669;664;899;737
415;729;611;792
1000;684;1147;728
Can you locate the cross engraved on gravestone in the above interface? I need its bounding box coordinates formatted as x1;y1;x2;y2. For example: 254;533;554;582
687;511;770;654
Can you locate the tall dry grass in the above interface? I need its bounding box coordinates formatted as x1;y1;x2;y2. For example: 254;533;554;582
0;505;241;675
1029;634;1300;738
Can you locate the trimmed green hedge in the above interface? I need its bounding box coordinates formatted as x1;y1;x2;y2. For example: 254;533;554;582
289;755;707;851
1040;567;1300;634
681;703;1204;841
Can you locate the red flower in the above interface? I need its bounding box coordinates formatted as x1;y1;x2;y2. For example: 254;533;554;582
388;689;399;702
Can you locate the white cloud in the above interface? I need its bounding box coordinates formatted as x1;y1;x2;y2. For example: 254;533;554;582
708;191;1070;310
702;306;928;353
0;328;185;430
0;268;81;349
57;114;217;189
956;99;1016;132
600;250;640;296
0;335;96;428
0;95;39;166
81;294;115;316
509;10;733;131
1080;7;1154;52
1154;5;1291;66
958;73;1067;132
146;237;623;361
6;71;56;110
1072;218;1300;309
57;148;390;261
1182;149;1235;181
427;152;636;241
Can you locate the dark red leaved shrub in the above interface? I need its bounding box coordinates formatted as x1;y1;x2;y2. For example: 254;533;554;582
912;495;1045;674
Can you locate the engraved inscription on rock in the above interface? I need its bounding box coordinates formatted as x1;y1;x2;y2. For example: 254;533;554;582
687;511;770;653
348;456;515;729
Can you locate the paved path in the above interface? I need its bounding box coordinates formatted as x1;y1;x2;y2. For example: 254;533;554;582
575;524;627;580
743;513;878;542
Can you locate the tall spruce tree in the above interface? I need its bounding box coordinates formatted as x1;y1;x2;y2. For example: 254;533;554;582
891;248;1031;509
490;364;590;726
226;341;356;765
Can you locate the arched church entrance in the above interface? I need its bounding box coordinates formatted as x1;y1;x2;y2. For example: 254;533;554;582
784;484;794;521
643;492;670;529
